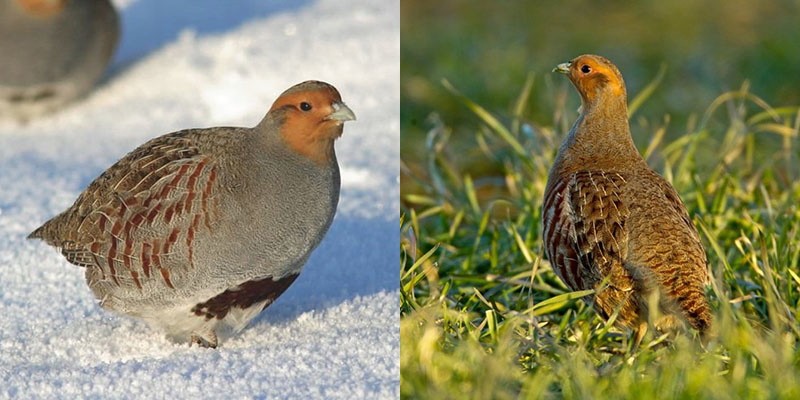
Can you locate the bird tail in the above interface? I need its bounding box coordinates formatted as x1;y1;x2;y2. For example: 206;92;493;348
683;291;713;336
28;224;46;240
27;216;63;247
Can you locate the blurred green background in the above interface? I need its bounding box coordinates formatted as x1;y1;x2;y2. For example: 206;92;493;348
401;0;800;196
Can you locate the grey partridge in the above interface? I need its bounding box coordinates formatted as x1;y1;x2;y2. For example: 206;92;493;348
29;80;356;347
0;0;119;119
542;55;711;340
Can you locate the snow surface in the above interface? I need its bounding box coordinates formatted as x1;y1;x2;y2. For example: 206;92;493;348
0;0;399;398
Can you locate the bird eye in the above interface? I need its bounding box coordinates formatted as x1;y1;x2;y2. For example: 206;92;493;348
300;102;312;111
580;65;591;74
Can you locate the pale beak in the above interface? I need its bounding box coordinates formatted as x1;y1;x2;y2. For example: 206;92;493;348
326;102;356;122
553;62;571;74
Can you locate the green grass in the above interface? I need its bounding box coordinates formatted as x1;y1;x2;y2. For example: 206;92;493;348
400;75;800;398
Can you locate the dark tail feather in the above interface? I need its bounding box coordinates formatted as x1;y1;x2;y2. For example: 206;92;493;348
27;218;60;246
682;288;713;341
28;224;45;240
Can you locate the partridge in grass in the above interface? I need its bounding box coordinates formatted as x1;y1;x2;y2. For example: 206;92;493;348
0;0;119;119
30;81;356;347
542;55;711;341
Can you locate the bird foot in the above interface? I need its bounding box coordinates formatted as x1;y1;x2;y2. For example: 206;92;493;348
190;329;218;348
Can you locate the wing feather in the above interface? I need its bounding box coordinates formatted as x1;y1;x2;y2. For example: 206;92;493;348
31;131;220;291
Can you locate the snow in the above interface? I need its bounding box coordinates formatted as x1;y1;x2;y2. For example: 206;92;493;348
0;0;399;398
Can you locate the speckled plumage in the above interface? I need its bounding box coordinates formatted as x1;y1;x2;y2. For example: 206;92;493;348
29;81;356;347
543;55;711;338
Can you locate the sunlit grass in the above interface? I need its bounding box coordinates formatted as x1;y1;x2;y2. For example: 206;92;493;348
400;74;800;399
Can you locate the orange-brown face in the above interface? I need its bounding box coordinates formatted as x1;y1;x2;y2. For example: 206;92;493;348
16;0;66;17
269;81;356;165
554;54;626;104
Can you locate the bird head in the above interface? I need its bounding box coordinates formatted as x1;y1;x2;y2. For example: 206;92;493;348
554;54;627;107
268;80;356;165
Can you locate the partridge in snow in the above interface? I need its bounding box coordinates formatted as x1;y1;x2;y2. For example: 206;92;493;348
30;81;356;347
0;0;119;119
542;55;711;341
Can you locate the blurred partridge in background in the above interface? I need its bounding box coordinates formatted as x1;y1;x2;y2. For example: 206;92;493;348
542;54;711;341
29;80;356;347
0;0;119;119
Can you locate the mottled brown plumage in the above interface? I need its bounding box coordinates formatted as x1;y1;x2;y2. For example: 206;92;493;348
543;55;711;339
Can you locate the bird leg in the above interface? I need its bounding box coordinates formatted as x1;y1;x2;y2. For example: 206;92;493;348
632;321;648;349
190;327;218;348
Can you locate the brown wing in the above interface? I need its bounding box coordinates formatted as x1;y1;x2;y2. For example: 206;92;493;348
543;176;584;289
544;170;642;326
627;170;711;332
30;130;220;291
659;178;708;282
568;171;631;288
544;171;631;289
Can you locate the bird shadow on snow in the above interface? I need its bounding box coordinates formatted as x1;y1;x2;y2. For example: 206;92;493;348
251;214;398;326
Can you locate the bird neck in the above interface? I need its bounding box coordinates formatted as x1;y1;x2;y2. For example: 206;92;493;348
258;111;339;167
256;115;338;168
558;93;645;172
280;130;337;166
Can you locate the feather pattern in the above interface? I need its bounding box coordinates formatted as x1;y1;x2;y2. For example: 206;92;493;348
31;132;219;292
